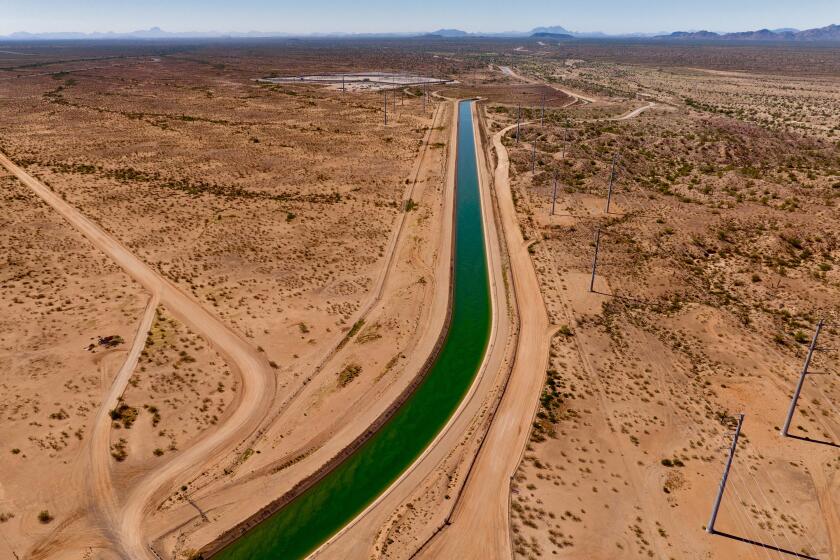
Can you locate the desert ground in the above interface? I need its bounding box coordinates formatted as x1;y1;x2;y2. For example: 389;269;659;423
1;37;838;560
320;41;840;560
465;48;840;560
0;40;463;559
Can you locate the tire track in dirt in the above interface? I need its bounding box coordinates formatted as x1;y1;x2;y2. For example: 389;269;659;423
418;116;552;559
0;151;275;560
89;292;159;543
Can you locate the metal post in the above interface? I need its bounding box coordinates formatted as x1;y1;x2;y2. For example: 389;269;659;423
605;153;618;214
342;74;345;93
589;228;601;293
781;320;824;437
384;90;387;126
423;82;427;113
550;175;558;216
707;414;745;534
516;104;521;145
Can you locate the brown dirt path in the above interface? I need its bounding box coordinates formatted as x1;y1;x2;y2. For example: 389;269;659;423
88;293;159;542
419;118;552;558
0;151;276;560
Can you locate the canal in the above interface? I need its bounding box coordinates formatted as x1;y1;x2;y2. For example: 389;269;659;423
212;99;491;559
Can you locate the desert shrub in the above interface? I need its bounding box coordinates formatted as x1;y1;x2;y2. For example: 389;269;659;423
338;363;362;386
348;320;365;337
145;405;161;427
98;335;125;348
110;438;128;462
109;403;139;428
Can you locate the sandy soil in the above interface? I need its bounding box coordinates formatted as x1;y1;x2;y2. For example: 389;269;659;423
0;168;147;558
331;53;838;560
0;148;276;560
485;62;840;560
0;43;455;560
163;97;456;559
3;40;839;560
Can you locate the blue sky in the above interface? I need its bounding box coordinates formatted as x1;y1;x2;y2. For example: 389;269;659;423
0;0;837;35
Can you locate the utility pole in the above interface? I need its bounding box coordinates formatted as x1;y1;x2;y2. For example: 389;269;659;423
605;153;618;214
781;320;824;437
550;175;558;216
384;90;388;126
589;227;601;293
516;104;521;145
342;74;345;93
707;414;745;534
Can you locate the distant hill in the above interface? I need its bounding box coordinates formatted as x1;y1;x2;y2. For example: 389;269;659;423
667;30;720;40
531;32;573;40
429;28;469;38
795;24;840;40
659;23;840;41
725;29;795;40
531;25;573;36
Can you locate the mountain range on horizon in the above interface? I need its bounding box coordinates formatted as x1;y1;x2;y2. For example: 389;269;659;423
1;23;839;42
661;23;840;41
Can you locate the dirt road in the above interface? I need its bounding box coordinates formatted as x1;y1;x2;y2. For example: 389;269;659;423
419;118;552;558
498;65;596;104
615;101;656;120
88;293;159;540
0;151;275;560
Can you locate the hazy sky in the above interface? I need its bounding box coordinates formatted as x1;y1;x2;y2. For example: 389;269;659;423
0;0;838;35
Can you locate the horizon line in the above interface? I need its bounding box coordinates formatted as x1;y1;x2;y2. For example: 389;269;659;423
1;23;837;39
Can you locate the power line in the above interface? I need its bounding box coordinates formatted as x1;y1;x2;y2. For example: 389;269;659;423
728;476;780;560
732;469;792;559
804;381;840;430
741;468;806;559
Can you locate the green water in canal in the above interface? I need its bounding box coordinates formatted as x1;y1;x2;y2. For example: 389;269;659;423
213;100;491;559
